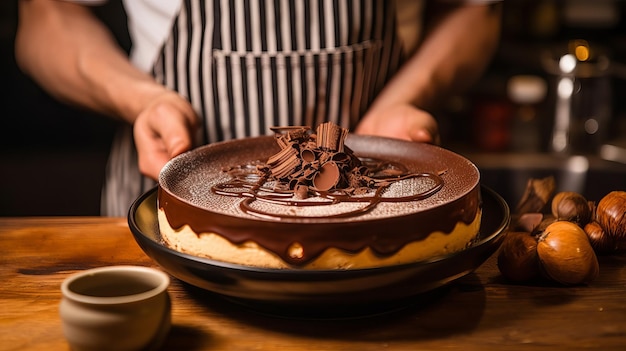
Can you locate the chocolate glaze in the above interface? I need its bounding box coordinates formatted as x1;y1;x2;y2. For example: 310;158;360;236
158;134;481;266
159;186;480;265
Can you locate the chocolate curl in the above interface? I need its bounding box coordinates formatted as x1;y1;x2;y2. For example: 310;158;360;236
270;126;311;136
316;122;348;152
267;146;301;179
304;141;317;150
275;136;289;150
271;126;311;149
300;147;317;163
331;152;350;164
302;163;319;180
312;161;340;192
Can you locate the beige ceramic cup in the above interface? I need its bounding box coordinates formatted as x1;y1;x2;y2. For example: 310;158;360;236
60;266;171;351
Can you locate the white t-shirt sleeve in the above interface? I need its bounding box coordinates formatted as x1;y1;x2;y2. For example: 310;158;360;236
64;0;181;72
123;0;182;72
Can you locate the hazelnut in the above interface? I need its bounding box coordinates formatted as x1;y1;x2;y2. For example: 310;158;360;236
536;221;599;285
551;192;592;227
497;232;540;283
534;214;557;235
584;221;617;254
595;191;626;240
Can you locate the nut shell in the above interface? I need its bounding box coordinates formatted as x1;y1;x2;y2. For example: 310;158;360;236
537;221;599;285
497;231;540;283
584;221;617;254
596;191;626;239
551;192;592;226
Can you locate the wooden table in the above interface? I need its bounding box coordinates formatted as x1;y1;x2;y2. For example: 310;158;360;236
1;217;625;351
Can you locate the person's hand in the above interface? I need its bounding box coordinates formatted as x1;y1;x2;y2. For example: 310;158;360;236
133;91;199;180
354;103;440;144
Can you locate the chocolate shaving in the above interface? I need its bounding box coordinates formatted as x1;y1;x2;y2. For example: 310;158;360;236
316;122;348;152
262;122;369;194
313;161;340;191
266;145;300;179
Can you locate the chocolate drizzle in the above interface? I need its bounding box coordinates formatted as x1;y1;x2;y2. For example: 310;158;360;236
213;163;444;220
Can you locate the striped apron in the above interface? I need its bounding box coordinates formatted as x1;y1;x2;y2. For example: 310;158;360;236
103;0;405;217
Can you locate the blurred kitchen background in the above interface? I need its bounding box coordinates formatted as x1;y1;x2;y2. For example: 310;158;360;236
1;0;626;216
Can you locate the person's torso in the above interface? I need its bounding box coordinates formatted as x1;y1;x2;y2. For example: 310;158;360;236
151;0;408;145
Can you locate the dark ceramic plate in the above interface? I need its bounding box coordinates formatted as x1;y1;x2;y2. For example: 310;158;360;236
128;183;509;317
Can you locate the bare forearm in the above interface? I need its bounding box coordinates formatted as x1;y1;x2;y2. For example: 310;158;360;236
15;0;165;124
370;3;502;113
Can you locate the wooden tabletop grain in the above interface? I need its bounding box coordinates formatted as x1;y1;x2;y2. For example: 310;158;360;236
1;217;625;351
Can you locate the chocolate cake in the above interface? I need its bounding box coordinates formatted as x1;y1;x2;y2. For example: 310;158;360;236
157;122;482;269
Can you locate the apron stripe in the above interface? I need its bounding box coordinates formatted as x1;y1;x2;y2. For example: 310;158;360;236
183;0;193;102
164;17;177;92
309;0;320;50
175;7;187;95
194;0;209;144
276;0;296;54
211;0;224;140
285;54;295;126
298;1;309;50
187;0;204;137
232;1;248;137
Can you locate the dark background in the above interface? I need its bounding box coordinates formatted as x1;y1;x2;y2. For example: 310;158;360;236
0;0;129;216
1;0;625;216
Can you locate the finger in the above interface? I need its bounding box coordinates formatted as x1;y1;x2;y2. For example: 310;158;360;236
408;110;440;145
149;102;197;157
134;139;170;180
133;119;171;179
409;129;434;143
409;124;440;144
133;100;198;179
